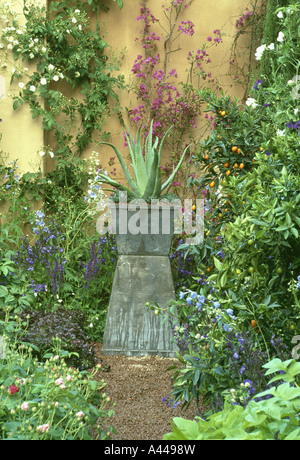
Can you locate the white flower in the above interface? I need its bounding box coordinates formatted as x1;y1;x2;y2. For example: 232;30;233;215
37;424;50;433
55;377;64;386
277;10;283;19
40;78;47;85
74;9;80;13
29;85;36;92
48;64;54;70
39;151;46;157
277;31;285;42
49;151;54;158
53;75;59;81
72;17;77;23
21;402;29;412
276;129;285;137
76;411;85;420
246;97;258;108
255;44;267;61
268;43;275;50
294;108;299;115
18;82;24;89
29;53;34;59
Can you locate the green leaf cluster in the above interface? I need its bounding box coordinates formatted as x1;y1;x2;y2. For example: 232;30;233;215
164;358;300;440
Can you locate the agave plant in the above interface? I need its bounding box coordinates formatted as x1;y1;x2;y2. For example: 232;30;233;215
97;121;190;202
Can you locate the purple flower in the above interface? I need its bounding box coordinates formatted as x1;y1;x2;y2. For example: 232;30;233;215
243;379;253;388
253;79;262;90
287;120;300;129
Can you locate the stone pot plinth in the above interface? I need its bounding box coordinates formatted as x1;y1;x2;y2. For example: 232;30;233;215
101;202;180;357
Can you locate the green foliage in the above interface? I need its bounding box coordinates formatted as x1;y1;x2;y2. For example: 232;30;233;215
192;90;263;190
160;2;300;429
261;1;300;82
0;0;124;157
164;358;300;440
0;339;114;440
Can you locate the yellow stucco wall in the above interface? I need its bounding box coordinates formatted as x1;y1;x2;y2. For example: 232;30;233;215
0;0;45;175
95;0;253;184
1;0;254;177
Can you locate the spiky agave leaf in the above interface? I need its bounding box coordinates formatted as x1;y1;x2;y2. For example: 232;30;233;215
161;144;191;194
129;124;148;195
95;173;136;199
142;147;160;201
97;141;142;197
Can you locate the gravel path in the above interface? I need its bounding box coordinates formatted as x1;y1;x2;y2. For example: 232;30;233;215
94;344;203;441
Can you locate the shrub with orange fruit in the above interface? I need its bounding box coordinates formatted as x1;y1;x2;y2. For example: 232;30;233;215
195;92;263;190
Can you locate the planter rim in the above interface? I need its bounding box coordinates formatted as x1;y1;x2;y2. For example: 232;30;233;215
108;201;181;209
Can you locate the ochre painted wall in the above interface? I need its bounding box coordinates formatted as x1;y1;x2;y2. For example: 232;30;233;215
1;0;254;178
94;0;253;184
0;0;45;175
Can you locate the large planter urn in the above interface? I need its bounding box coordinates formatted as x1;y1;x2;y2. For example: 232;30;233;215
101;200;180;357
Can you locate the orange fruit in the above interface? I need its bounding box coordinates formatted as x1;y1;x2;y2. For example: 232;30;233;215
225;208;228;212
224;162;229;168
232;146;238;152
233;163;239;169
239;163;245;169
192;205;196;211
237;148;241;154
225;170;231;176
204;154;210;160
251;320;256;329
220;111;226;117
209;181;215;188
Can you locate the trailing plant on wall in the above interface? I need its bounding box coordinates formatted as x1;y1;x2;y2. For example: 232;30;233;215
126;0;225;199
229;0;267;101
0;0;124;212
